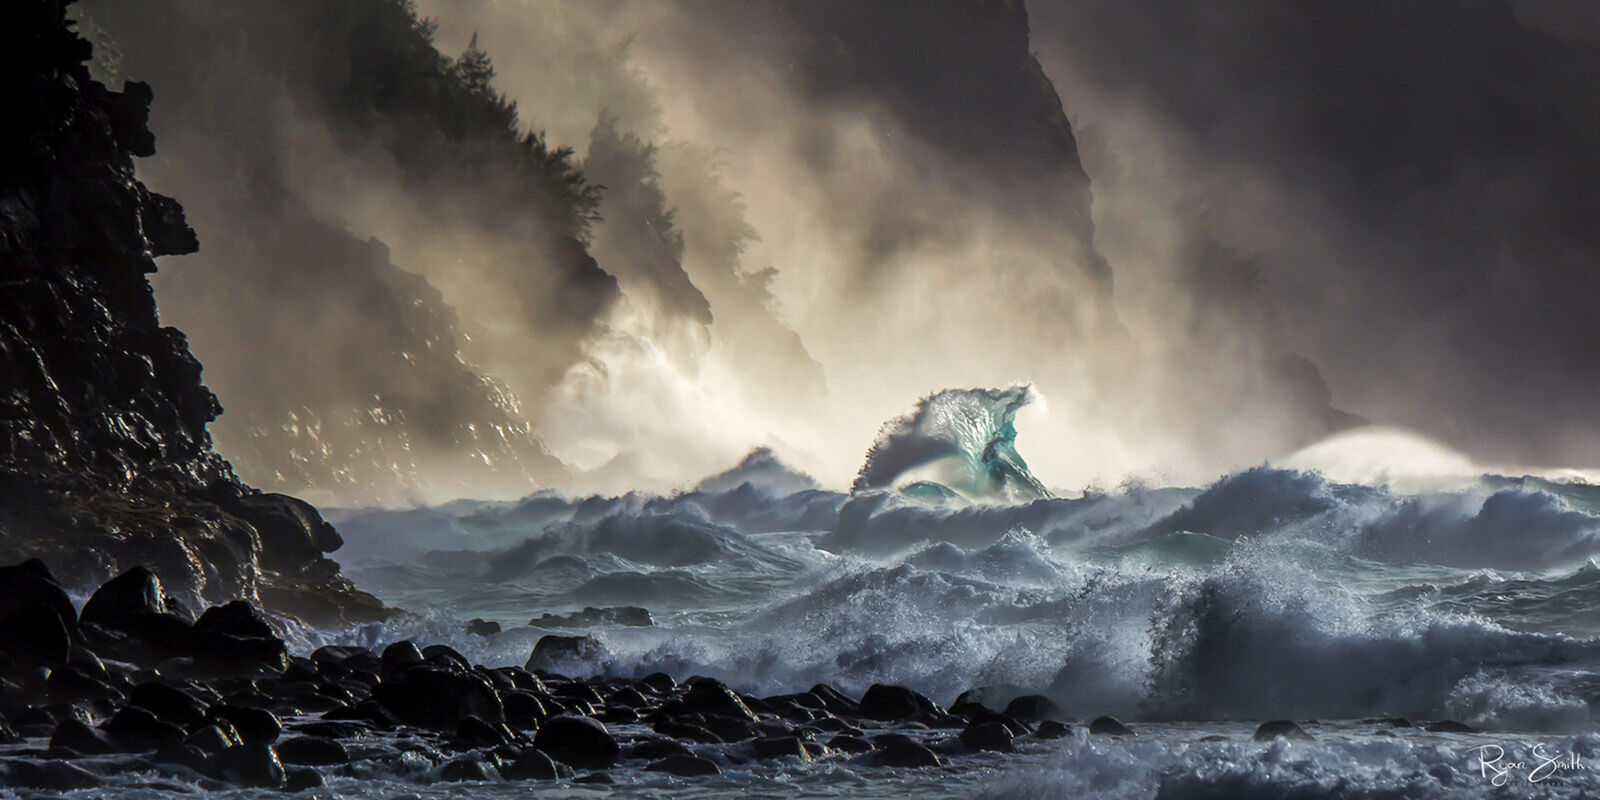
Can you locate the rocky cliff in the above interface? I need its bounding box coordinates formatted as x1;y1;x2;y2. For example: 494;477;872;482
0;0;383;625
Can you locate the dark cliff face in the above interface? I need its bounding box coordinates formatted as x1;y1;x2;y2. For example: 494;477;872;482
0;0;383;625
80;0;601;500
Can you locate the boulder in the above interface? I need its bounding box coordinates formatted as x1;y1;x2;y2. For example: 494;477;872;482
874;739;942;768
533;715;619;769
276;735;349;765
1088;716;1135;736
857;684;941;721
206;705;282;744
128;682;207;727
751;735;811;762
79;567;166;630
467;618;502;636
682;679;760;722
206;743;285;788
1254;720;1313;741
1002;694;1059;722
525;635;604;675
959;720;1014;752
647;753;721;776
372;664;504;730
502;748;566;780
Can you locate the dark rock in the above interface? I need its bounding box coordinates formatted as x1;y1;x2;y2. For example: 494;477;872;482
193;601;276;640
699;713;757;742
639;672;676;694
0;560;77;625
455;714;509;748
808;683;859;715
285;767;325;792
185;724;240;754
828;734;875;754
422;644;471;669
647;753;721;776
79;567;167;630
959;721;1015;752
105;706;185;749
439;755;498;782
533;715;619;769
525;635;604;675
373;664;504;730
380;641;424;676
502;748;566;780
467;618;502;636
1088;716;1135;736
682;679;760;722
0;759;107;789
129;682;208;726
1254;720;1313;741
858;684;941;721
628;737;695;761
655;719;725;744
206;705;281;743
751;735;811;762
0;600;72;668
207;743;285;788
530;606;654;628
503;689;550;729
276;735;348;765
152;741;208;769
49;719;119;755
45;665;122;703
1003;694;1059;722
1425;720;1477;733
1033;720;1071;739
874;739;942;768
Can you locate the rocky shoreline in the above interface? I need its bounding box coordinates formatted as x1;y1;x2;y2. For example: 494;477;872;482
1;556;1488;793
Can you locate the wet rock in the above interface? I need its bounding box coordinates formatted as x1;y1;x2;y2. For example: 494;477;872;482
467;618;502;636
1088;716;1135;736
49;718;119;755
874;739;942;768
699;713;757;742
682;679;760;722
0;560;78;629
525;635;604;675
639;672;676;694
285;767;325;792
530;606;654;628
1003;694;1059;722
105;705;185;750
858;684;941;721
193;601;276;641
533;715;619;769
380;641;424;676
1425;720;1477;733
129;682;208;727
1254;720;1313;741
439;755;498;781
455;714;510;748
655;719;725;744
0;600;72;668
373;664;503;730
502;748;567;780
152;741;208;769
207;705;282;744
0;759;107;789
808;683;860;715
206;743;285;788
185;724;240;754
276;735;349;765
79;567;167;630
960;720;1015;753
628;737;695;761
502;689;551;728
647;753;722;776
45;665;123;704
751;735;812;762
1033;720;1071;739
422;644;471;669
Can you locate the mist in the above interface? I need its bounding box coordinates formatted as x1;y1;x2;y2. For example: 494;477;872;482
76;0;1599;504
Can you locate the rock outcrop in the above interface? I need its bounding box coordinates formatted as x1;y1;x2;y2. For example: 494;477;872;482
0;0;382;624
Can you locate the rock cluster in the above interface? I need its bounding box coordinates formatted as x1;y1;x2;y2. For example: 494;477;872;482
0;558;1092;789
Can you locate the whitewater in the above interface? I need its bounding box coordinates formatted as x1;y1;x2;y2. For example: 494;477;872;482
148;388;1600;798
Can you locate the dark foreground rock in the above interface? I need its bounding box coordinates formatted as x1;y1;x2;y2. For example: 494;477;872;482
0;0;383;628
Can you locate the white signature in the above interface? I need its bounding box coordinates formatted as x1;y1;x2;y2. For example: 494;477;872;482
1471;744;1586;786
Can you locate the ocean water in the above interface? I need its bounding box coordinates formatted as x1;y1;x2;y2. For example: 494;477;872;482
267;449;1600;799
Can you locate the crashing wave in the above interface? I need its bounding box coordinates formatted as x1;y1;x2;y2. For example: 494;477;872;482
852;386;1051;501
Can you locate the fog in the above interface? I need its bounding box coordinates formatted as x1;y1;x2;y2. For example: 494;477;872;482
76;0;1600;503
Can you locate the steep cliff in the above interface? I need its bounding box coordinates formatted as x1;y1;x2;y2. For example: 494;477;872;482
0;0;383;624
